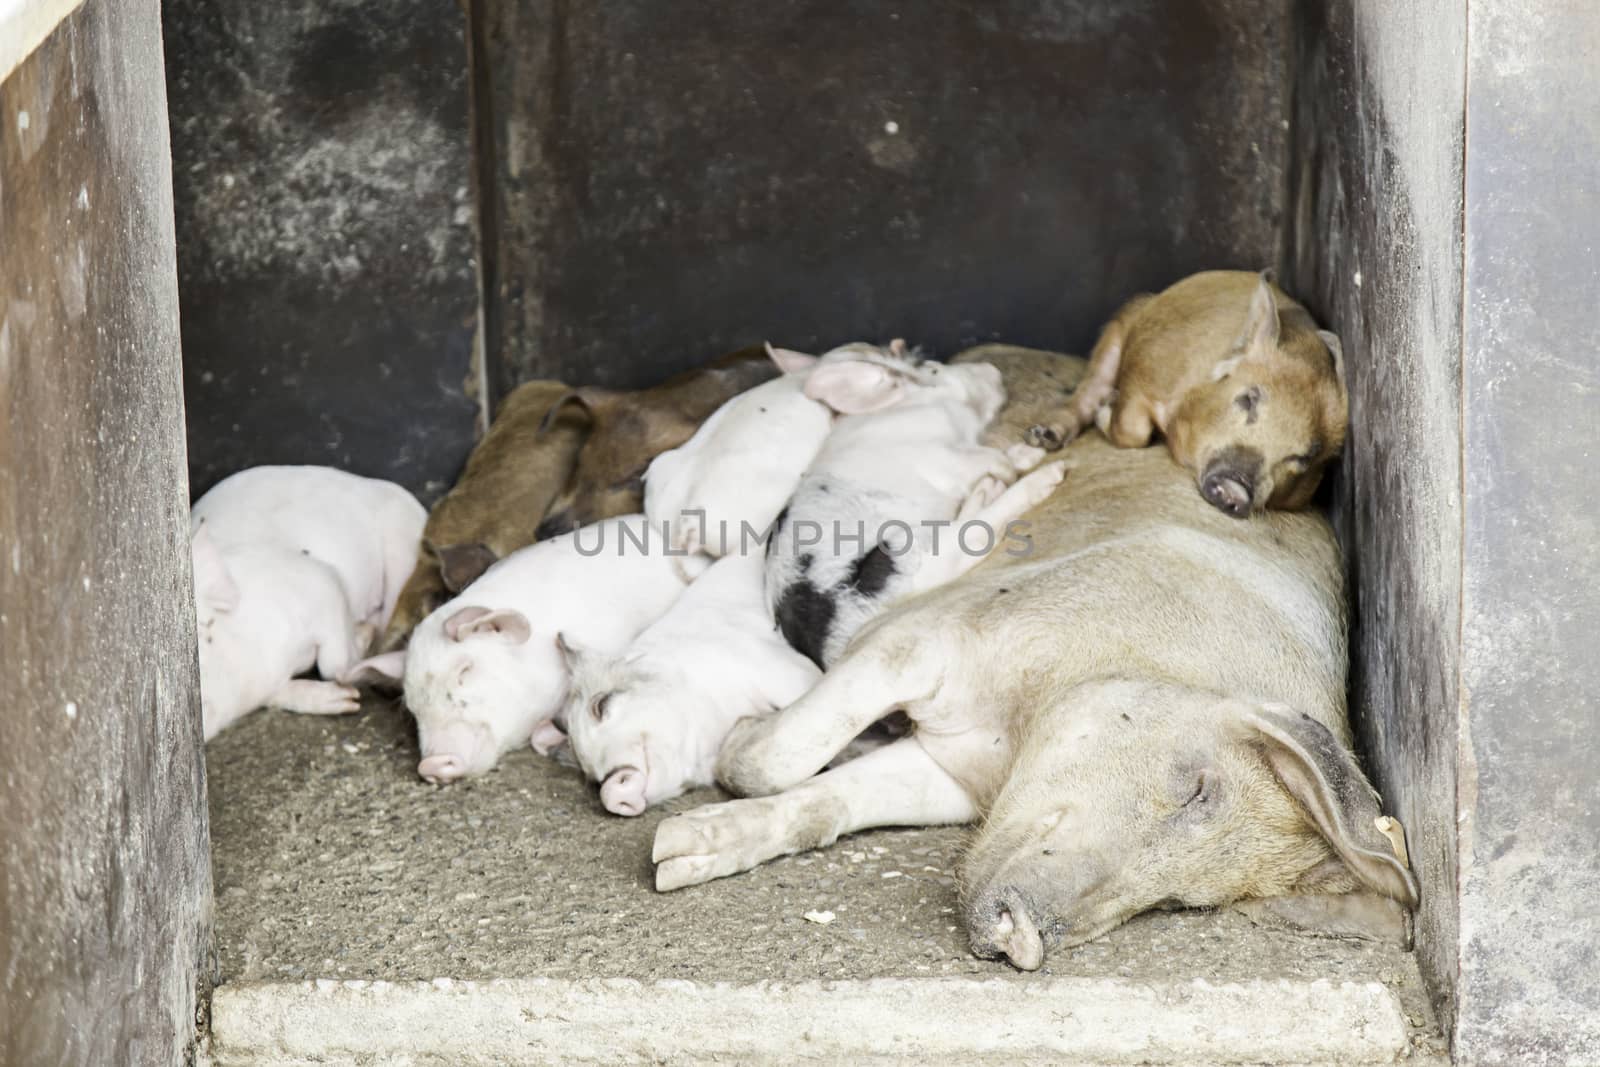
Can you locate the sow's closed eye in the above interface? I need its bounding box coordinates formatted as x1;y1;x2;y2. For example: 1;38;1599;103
1168;765;1218;819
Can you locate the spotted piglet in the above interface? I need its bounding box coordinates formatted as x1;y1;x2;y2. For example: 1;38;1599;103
767;341;1067;668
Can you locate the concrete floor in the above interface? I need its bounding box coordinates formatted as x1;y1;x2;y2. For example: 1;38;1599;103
204;697;1448;1065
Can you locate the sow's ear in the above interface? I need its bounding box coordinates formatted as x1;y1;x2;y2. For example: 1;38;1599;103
1242;705;1419;907
433;541;498;593
803;360;905;414
191;524;241;614
443;606;532;645
764;341;818;375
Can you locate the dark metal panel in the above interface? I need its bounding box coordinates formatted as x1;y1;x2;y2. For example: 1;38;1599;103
164;0;481;502
1284;0;1466;1034
476;0;1294;398
1458;2;1600;1061
0;2;211;1062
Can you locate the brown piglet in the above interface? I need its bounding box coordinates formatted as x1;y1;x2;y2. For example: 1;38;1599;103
534;347;781;537
1027;270;1347;517
379;380;585;651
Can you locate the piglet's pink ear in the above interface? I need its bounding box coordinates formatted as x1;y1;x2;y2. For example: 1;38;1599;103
765;341;818;375
191;524;240;614
530;718;567;755
444;606;531;644
804;361;905;414
343;651;406;687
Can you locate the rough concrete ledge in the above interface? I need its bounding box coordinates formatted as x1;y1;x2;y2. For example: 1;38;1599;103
210;974;1412;1066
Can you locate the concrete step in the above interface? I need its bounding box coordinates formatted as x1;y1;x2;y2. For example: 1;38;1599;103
202;700;1448;1066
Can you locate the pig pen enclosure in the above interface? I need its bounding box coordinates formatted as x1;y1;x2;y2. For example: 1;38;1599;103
5;0;1598;1065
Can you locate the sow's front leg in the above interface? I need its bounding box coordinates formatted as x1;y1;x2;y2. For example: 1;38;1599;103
653;737;976;891
716;629;946;797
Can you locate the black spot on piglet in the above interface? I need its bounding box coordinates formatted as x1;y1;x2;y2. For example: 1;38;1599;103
775;580;835;669
845;545;896;597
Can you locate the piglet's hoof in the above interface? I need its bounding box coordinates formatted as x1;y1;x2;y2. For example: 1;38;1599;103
1004;443;1048;470
1023;423;1066;451
273;679;362;716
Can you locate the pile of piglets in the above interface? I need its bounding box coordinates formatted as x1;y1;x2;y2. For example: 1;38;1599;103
191;269;1342;823
389;340;1060;808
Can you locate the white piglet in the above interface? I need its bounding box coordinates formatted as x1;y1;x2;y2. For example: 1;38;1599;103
189;465;426;740
348;515;705;784
551;549;821;816
643;343;832;560
768;341;1068;668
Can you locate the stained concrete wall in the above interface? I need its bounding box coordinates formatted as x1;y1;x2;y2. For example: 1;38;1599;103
0;1;211;1063
1284;0;1465;1039
163;0;481;503
1457;2;1600;1062
473;0;1295;400
1291;2;1600;1062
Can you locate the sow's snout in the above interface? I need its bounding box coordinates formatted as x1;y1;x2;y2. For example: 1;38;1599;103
1199;446;1263;518
966;886;1048;971
964;855;1114;971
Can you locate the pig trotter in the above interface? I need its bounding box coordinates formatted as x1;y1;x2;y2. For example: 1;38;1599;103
1023;422;1067;452
271;679;362;716
653;796;791;891
716;715;780;794
1003;442;1047;471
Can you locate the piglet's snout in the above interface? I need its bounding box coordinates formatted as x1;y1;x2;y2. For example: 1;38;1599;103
1201;470;1253;518
600;766;647;816
418;753;466;784
1200;447;1263;519
417;722;492;784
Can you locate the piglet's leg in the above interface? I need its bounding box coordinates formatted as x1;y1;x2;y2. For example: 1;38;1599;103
909;460;1069;594
716;631;945;797
270;679;362;716
311;592;365;683
655;737;975;891
1024;317;1126;450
